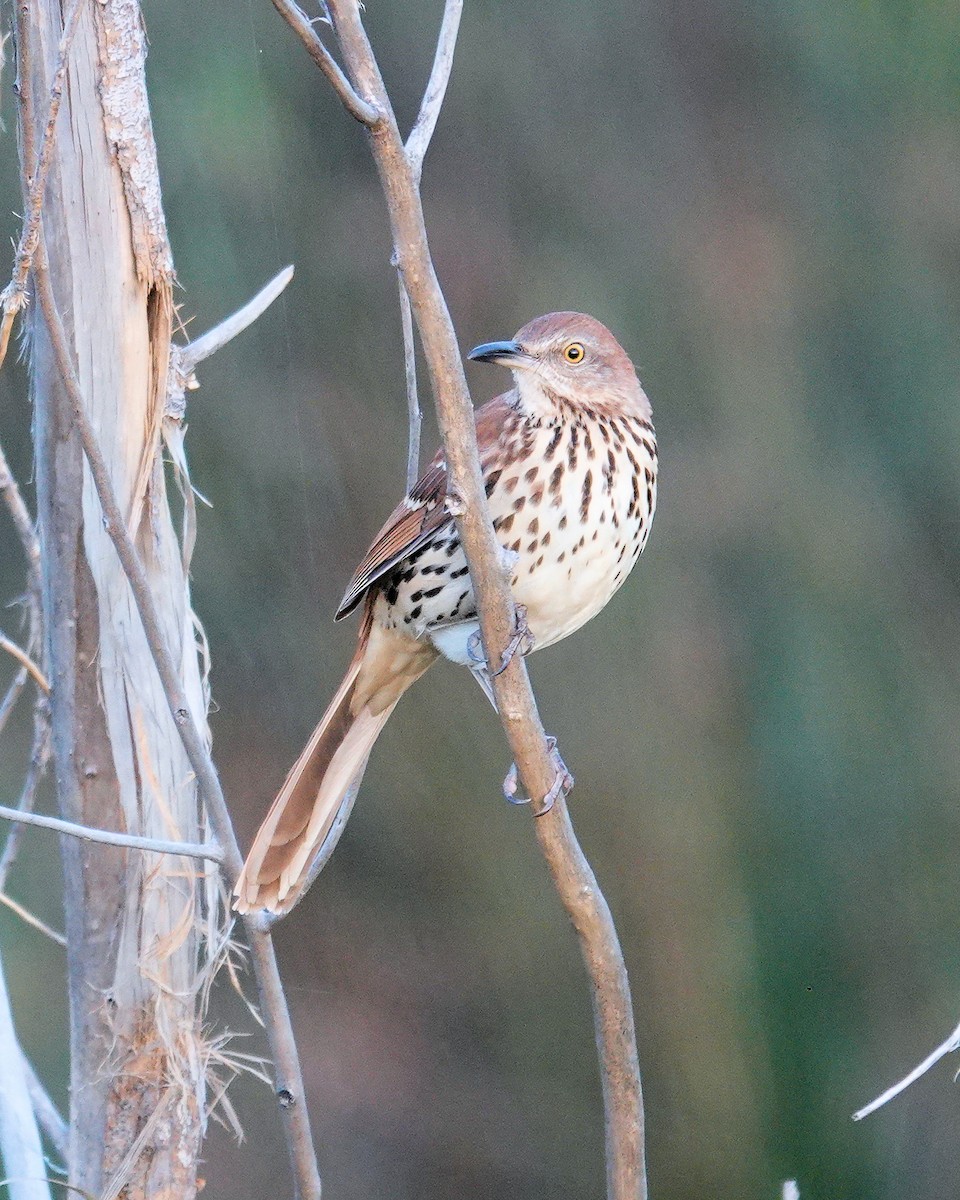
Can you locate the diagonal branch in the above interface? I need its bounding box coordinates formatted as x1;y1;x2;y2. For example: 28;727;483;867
292;3;647;1196
405;0;463;182
33;255;322;1200
0;634;49;695
0;0;84;371
167;265;295;421
270;0;380;125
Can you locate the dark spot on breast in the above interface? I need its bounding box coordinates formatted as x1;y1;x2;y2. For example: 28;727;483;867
423;585;444;599
598;420;611;443
510;538;521;553
513;496;526;512
642;439;656;460
385;585;399;605
527;538;539;553
584;427;595;459
410;604;423;620
580;470;593;522
528;517;539;535
549;463;564;498
541;531;551;546
559;515;567;530
495;513;515;534
557;550;565;563
544;424;564;460
451;565;469;579
531;485;544;504
535;554;544;568
445;542;458;557
410;589;423;602
525;466;538;483
504;476;519;494
485;469;502;497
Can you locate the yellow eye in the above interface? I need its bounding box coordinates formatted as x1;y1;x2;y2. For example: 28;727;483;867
563;341;586;364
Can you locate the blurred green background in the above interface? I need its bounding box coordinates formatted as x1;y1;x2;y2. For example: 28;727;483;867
4;0;960;1196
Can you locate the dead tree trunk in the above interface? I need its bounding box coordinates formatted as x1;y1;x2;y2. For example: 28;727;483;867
24;3;215;1195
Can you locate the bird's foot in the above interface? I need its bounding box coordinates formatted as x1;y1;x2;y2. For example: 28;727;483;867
493;604;534;676
502;736;574;815
467;627;485;667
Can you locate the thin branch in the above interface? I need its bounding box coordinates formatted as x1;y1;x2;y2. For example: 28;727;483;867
324;5;646;1194
0;803;223;865
395;267;421;491
0;672;28;742
0;0;84;371
0;947;51;1200
306;4;648;1197
404;0;463;182
180;265;295;374
0;445;41;581
0;892;66;948
853;1017;960;1121
167;265;295;421
33;254;323;1200
0;697;50;892
0;634;49;694
18;1056;66;1164
270;0;380;125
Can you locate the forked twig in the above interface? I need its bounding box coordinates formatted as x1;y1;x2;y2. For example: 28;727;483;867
280;2;648;1196
269;0;379;125
33;253;322;1200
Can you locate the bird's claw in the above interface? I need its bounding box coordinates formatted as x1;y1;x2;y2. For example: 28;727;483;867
493;605;534;676
467;627;486;667
502;736;573;815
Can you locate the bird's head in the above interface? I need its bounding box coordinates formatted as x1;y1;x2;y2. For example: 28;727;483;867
467;311;650;419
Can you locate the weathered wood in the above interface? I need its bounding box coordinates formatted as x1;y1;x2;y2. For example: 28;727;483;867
24;2;214;1195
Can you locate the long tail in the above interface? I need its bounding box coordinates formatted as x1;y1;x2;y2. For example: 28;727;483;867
234;605;436;915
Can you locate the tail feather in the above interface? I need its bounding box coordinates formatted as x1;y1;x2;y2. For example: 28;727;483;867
234;607;435;914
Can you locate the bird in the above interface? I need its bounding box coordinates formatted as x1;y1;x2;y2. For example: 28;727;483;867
234;311;657;915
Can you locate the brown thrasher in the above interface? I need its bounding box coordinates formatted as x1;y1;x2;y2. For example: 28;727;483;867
234;312;657;915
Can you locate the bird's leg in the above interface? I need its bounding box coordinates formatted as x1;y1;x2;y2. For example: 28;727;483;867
493;604;534;676
502;736;574;815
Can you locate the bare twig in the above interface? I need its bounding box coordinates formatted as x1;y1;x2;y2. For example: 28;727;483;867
0;0;84;371
0;672;28;742
0;445;40;580
0;803;223;865
33;256;322;1200
404;0;463;182
0;892;67;948
18;1055;67;1163
270;0;380;125
853;1016;960;1121
395;266;421;491
0;947;51;1200
0;634;49;695
167;265;295;421
0;704;50;892
296;4;648;1196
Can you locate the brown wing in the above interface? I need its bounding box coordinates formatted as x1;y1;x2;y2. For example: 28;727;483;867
336;393;515;619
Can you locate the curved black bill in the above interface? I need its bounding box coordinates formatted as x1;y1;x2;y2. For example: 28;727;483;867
467;339;530;366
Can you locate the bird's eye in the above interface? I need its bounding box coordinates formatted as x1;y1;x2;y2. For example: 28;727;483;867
563;341;586;364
